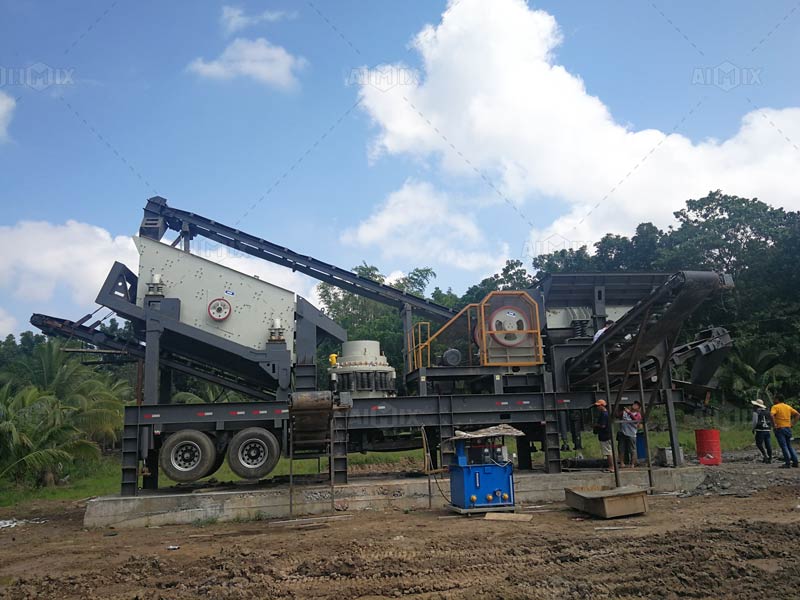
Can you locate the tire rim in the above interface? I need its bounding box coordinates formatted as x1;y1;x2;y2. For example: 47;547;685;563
171;441;202;471
239;439;268;469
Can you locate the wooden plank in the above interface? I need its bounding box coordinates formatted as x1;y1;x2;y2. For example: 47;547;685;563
268;515;353;527
484;513;533;522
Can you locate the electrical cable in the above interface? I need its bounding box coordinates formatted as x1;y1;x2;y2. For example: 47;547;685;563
421;426;451;503
431;469;451;504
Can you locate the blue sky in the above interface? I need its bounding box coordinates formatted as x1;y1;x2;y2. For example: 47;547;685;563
0;0;799;336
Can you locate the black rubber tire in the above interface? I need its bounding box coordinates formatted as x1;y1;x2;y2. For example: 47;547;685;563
227;428;280;480
159;430;217;483
206;447;227;477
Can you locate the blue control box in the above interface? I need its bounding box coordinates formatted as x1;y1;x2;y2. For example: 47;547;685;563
449;439;515;512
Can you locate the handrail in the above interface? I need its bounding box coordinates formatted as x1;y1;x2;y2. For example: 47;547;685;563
413;291;544;369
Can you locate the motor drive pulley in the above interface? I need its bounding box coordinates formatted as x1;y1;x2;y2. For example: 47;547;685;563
488;305;529;347
207;297;232;321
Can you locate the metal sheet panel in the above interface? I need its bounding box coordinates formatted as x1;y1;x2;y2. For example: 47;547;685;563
134;237;296;355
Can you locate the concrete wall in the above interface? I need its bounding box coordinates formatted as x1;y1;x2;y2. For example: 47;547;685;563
84;467;706;529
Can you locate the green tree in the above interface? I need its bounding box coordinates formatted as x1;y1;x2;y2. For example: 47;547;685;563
460;259;534;305
718;344;794;407
528;190;800;406
0;383;101;486
0;334;20;368
531;246;594;274
657;191;788;277
317;264;438;374
4;340;129;455
431;286;460;308
627;223;663;270
172;382;245;404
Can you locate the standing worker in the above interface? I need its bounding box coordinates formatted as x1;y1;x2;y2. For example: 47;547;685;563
593;399;614;472
770;395;799;468
751;399;773;464
620;401;642;468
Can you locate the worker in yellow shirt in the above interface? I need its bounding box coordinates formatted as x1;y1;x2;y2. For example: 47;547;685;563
770;396;799;468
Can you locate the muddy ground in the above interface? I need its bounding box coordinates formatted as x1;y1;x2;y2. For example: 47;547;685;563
1;463;799;599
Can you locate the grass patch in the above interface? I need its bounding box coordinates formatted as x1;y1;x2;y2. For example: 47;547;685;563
0;456;120;507
165;447;425;486
0;422;758;508
556;423;755;462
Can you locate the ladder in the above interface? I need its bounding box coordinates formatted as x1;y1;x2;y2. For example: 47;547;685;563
287;391;350;515
120;413;140;497
541;396;562;474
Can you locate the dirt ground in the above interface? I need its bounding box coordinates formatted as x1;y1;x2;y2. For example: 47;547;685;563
1;463;799;600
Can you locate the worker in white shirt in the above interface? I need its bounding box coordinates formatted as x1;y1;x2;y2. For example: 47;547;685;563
593;319;614;343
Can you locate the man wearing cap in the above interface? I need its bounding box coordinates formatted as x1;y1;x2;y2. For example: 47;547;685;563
751;399;773;464
770;396;799;468
592;399;614;472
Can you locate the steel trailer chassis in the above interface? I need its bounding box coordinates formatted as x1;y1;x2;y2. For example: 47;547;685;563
122;385;684;497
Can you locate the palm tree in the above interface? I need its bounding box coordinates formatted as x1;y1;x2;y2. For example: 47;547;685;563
0;383;99;485
0;340;131;486
67;372;128;448
20;340;129;445
0;382;32;465
172;382;245;404
718;343;795;406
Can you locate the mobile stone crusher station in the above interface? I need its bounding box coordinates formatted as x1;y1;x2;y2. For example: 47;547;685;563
31;196;734;497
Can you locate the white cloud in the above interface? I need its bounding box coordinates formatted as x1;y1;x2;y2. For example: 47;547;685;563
0;306;17;336
0;221;321;333
188;37;307;90
385;270;405;284
355;0;800;251
221;5;295;35
342;180;508;272
0;221;138;306
0;91;16;142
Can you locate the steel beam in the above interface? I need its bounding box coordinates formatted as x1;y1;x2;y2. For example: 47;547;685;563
138;196;456;322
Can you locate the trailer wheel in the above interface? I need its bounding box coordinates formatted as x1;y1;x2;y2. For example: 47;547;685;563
227;428;280;480
160;430;217;483
206;447;227;477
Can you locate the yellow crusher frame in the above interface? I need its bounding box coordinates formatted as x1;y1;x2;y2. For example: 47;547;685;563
410;290;545;372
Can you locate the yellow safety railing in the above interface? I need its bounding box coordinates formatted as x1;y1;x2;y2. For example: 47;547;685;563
412;291;544;370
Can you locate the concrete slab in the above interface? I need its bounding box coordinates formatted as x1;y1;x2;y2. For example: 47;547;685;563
84;467;706;528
